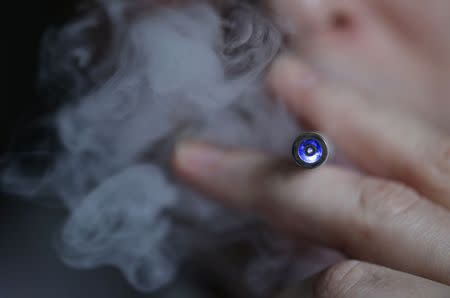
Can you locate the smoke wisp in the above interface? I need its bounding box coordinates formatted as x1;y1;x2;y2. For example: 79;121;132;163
2;0;340;295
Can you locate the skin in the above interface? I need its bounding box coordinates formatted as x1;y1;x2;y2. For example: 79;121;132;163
173;0;450;296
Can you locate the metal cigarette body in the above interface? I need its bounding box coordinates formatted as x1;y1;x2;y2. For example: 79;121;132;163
292;132;329;169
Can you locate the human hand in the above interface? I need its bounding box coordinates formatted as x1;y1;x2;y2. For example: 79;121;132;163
172;58;450;295
266;0;450;132
172;53;450;296
173;0;450;296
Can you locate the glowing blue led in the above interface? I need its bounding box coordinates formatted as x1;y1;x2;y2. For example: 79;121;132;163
292;132;329;169
298;138;323;164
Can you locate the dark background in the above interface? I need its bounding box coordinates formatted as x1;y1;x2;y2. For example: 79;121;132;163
2;2;247;297
1;2;197;297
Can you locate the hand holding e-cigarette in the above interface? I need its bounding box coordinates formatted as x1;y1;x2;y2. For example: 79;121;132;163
174;0;450;296
174;54;450;297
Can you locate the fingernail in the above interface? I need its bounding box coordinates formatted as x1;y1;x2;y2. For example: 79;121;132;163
174;142;225;177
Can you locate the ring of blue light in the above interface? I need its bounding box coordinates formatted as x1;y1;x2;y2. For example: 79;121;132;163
298;139;323;165
292;133;328;168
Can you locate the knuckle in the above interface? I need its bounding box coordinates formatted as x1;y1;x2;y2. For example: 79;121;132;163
417;138;450;200
354;179;422;240
435;140;450;176
314;261;367;298
359;179;420;216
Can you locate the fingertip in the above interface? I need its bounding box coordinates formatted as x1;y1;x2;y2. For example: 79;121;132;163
268;55;318;94
268;55;319;119
172;143;272;210
172;141;226;181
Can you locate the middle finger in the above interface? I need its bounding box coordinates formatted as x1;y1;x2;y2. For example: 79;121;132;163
269;56;450;209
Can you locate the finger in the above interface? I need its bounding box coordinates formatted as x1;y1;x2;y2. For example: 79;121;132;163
366;0;450;54
266;0;393;51
266;0;368;36
277;261;450;298
268;55;450;209
173;142;450;285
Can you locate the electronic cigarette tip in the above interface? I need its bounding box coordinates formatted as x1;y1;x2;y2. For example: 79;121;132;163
292;132;329;169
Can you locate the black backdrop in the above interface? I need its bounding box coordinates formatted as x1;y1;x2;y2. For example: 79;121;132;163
1;2;150;297
1;2;237;297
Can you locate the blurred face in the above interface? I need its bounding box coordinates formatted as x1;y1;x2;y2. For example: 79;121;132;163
268;0;450;131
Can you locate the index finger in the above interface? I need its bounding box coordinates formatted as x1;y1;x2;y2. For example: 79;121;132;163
268;55;450;208
173;143;450;285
